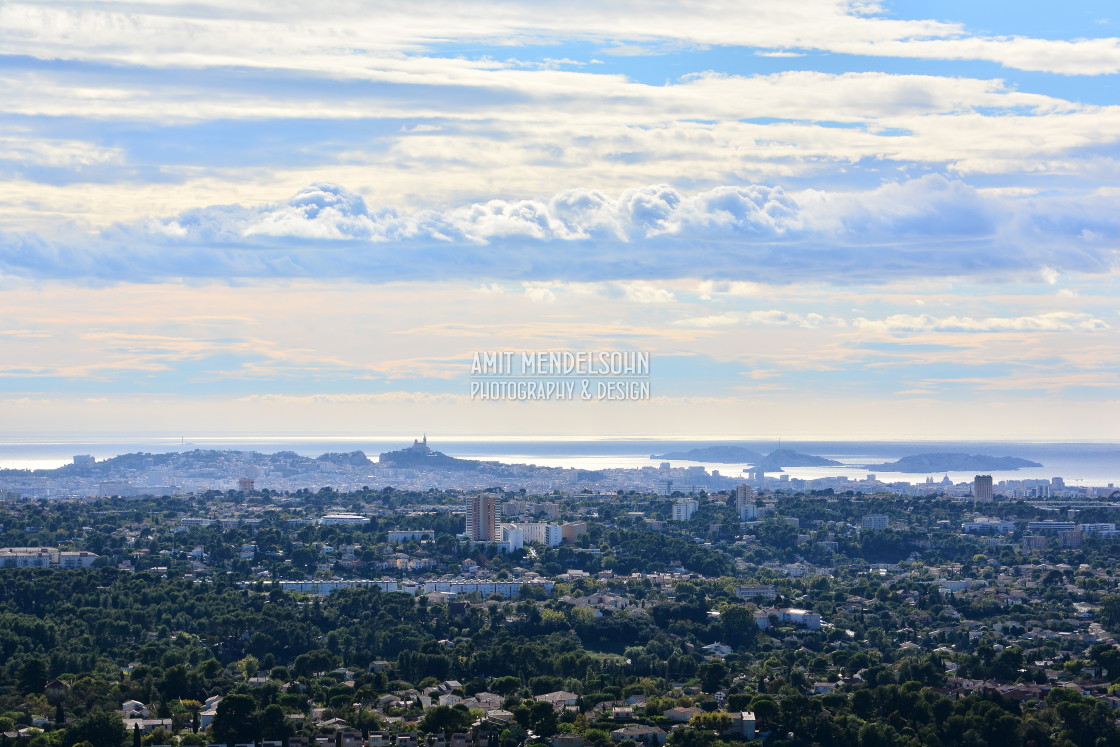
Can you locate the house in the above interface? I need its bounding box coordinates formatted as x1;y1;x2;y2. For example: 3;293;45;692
754;608;822;630
702;643;732;657
610;725;667;746
461;692;503;711
44;680;70;698
731;712;756;739
129;719;173;734
535;691;580;711
662;707;701;723
552;735;586;747
199;709;218;730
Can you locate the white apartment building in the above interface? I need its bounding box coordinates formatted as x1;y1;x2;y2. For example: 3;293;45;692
509;523;563;546
319;514;370;525
672;499;699;521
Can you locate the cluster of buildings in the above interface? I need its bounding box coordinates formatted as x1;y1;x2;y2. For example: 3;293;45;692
463;493;587;551
960;518;1120;549
0;546;99;568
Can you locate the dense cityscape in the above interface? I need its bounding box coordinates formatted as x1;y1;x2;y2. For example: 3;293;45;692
4;2;1120;746
4;439;1120;747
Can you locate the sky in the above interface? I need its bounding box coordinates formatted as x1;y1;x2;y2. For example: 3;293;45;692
0;0;1118;441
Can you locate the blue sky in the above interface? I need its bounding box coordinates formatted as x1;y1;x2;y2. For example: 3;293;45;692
0;0;1118;439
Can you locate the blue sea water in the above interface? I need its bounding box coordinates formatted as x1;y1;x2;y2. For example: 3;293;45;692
0;436;1117;487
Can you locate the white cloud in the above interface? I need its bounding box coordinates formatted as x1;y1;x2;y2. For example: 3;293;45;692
3;1;1118;76
616;282;677;303
674;310;840;328
0;136;122;167
852;312;1110;334
4;176;1118;284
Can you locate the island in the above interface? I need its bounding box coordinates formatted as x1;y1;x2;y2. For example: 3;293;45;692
651;446;842;471
650;445;764;463
865;452;1043;472
756;448;843;470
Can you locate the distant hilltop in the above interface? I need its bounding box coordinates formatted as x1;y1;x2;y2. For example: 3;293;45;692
377;436;480;470
651;446;841;471
865;452;1043;473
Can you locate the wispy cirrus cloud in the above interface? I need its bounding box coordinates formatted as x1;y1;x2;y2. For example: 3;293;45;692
851;312;1110;334
4;1;1120;76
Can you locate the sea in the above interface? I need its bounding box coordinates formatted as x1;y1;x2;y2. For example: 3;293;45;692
0;436;1118;487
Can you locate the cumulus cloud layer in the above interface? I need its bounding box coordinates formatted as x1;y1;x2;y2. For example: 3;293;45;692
2;176;1117;284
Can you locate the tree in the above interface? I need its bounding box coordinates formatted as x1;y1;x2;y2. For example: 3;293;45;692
720;605;758;649
688;712;732;734
528;701;558;737
18;657;48;693
667;728;716;747
749;697;779;724
419;706;471;736
293;649;340;678
63;709;128;747
697;662;727;694
212;694;258;745
258;704;293;741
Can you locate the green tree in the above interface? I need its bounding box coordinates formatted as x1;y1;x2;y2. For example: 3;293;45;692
688;712;732;734
18;657;49;693
667;728;716;747
419;706;471;736
212;694;258;745
720;605;758;649
697;662;727;694
63;708;128;747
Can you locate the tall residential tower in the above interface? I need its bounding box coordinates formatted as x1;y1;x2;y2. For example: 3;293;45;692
466;493;499;542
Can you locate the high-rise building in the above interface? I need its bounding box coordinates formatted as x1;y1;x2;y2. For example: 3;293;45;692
735;484;757;521
974;475;994;501
466;494;499;542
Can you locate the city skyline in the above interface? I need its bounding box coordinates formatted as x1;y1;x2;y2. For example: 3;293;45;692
1;1;1118;439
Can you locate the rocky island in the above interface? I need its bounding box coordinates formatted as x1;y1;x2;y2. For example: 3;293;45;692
650;445;764;462
865;452;1043;472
